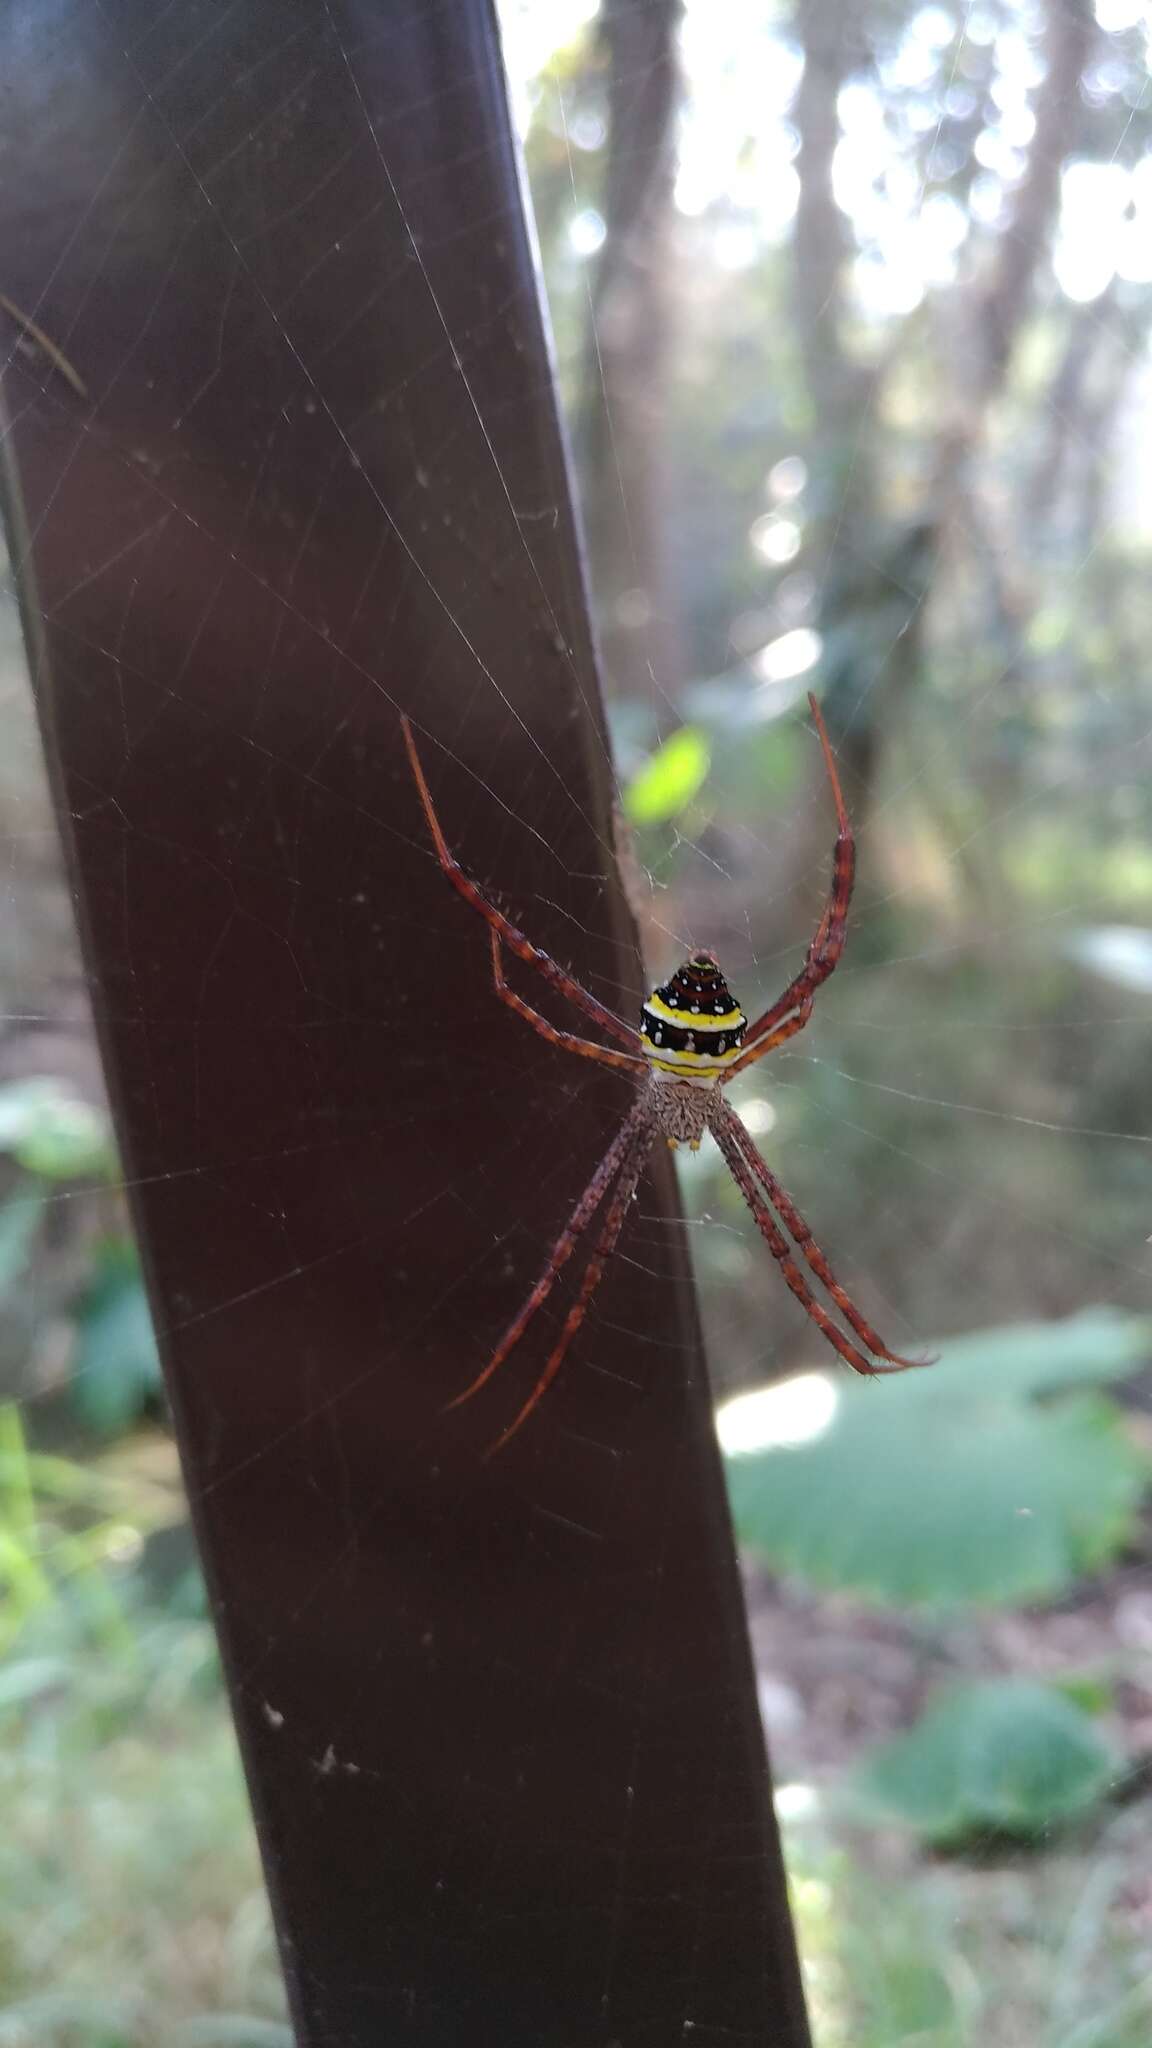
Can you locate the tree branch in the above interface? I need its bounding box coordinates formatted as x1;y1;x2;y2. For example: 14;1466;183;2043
954;0;1095;435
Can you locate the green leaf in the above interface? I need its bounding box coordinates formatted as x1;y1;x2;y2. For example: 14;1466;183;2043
916;1308;1152;1399
0;1402;36;1538
0;1187;44;1294
723;1313;1151;1609
623;725;711;825
0;1655;73;1713
72;1262;162;1436
0;1077;115;1180
1054;1672;1115;1716
0;1992;132;2040
855;1678;1120;1844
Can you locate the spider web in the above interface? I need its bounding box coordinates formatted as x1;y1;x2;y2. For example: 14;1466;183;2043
1;0;1151;2040
507;0;1152;1393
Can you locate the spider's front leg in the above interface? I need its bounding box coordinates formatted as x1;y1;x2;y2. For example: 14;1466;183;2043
734;693;854;1074
401;716;642;1053
489;932;646;1074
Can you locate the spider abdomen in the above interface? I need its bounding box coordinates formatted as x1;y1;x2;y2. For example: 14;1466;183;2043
640;952;747;1080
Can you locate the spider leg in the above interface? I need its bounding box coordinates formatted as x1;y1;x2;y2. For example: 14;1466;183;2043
484;1123;653;1457
740;692;854;1056
445;1097;651;1417
707;1103;924;1378
402;716;642;1052
714;1097;927;1370
723;998;812;1078
489;932;646;1073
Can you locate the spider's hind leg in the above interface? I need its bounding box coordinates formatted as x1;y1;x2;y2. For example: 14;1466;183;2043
708;1095;930;1377
446;1096;651;1424
484;1125;653;1456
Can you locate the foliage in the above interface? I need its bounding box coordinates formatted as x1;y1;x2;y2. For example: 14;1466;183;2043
623;723;711;825
0;1601;285;2045
0;1410;285;2045
787;1798;1152;2048
723;1311;1151;1609
0;1077;115;1181
71;1243;162;1438
0;1403;177;1658
0;1078;160;1433
853;1678;1121;1847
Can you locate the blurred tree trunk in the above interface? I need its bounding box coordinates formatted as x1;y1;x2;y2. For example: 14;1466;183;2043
786;0;1093;875
1027;286;1148;559
577;0;1096;964
792;0;887;804
576;0;684;727
926;0;1094;851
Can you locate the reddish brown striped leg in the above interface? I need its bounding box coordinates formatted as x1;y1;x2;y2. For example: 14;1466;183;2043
401;716;641;1052
445;1098;650;1415
739;692;855;1055
716;1098;927;1370
724;998;812;1078
489;932;646;1074
485;1128;653;1455
708;1106;923;1379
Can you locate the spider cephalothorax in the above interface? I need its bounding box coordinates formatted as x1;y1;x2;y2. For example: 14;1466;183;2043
402;695;928;1454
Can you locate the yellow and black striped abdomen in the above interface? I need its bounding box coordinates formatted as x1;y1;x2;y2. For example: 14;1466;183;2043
640;952;746;1079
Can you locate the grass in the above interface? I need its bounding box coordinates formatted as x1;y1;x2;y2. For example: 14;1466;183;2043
788;1800;1152;2048
0;1420;290;2048
1;1729;287;2046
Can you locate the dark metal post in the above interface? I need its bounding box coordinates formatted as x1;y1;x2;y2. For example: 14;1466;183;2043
0;2;811;2040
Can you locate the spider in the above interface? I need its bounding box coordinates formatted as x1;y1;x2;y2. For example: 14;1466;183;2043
401;694;925;1454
